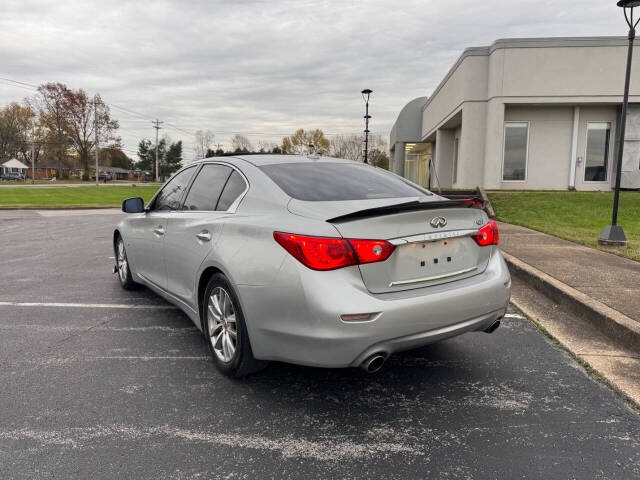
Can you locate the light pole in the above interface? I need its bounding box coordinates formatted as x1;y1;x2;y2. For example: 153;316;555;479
599;0;640;247
361;89;372;164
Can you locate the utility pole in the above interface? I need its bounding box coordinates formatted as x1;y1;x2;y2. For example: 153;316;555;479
31;142;35;184
153;119;163;182
94;95;99;186
30;127;35;185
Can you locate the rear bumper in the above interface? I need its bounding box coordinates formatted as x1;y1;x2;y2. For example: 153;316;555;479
348;309;504;367
237;247;511;368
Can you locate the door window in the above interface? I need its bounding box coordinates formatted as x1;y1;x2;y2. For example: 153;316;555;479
503;122;528;181
216;170;248;211
182;164;233;211
584;122;611;182
154;167;196;211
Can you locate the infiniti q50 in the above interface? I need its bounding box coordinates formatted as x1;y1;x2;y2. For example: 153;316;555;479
114;155;511;377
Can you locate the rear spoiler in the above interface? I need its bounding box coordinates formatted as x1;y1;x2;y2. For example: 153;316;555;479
326;198;484;223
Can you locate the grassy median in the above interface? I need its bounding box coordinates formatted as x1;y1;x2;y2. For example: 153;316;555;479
0;185;160;208
488;191;640;262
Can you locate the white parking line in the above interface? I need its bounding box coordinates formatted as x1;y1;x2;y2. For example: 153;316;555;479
36;209;123;217
93;356;209;361
0;301;177;310
504;313;525;319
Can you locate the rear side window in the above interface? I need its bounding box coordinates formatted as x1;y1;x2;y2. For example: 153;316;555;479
217;171;247;211
260;163;429;201
183;164;232;211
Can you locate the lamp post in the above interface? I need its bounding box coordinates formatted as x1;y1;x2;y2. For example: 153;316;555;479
599;0;640;247
361;89;372;164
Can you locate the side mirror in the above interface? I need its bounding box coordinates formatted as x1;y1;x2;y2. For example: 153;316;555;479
122;197;145;213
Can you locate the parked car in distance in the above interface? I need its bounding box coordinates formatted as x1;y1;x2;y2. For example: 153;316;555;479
114;155;511;377
1;171;25;181
94;173;112;181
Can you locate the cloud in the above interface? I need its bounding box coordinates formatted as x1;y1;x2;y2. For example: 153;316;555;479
0;0;625;159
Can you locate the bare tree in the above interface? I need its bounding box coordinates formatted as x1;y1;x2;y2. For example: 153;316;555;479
16;107;45;169
231;134;253;153
65;91;119;178
329;134;362;162
328;134;389;168
367;134;390;169
257;139;277;153
32;83;73;177
194;129;215;160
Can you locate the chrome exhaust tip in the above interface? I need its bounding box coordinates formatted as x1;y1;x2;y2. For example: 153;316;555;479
484;319;501;334
360;353;386;373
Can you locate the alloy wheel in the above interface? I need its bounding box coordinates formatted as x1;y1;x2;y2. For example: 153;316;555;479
207;287;237;363
117;239;128;283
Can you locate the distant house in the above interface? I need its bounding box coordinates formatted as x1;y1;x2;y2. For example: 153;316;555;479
1;158;29;177
27;166;66;179
69;165;148;182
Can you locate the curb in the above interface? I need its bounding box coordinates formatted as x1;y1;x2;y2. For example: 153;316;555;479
503;251;640;351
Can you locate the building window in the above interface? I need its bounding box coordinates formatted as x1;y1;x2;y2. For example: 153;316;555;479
584;122;611;182
404;143;432;187
502;122;529;181
452;137;459;184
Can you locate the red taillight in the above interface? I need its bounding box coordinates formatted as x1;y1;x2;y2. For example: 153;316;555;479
273;232;355;270
474;220;499;246
349;238;395;264
273;232;396;271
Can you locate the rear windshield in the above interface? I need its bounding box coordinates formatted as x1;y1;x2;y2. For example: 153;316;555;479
260;163;430;201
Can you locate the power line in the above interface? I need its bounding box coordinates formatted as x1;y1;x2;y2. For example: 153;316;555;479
0;77;38;88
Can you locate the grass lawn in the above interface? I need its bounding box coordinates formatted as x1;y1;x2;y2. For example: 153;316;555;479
488;191;640;262
0;185;160;207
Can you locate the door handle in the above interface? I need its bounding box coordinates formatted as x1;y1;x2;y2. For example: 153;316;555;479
153;225;165;236
196;230;212;242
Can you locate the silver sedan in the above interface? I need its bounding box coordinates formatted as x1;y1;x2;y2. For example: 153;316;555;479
114;155;511;377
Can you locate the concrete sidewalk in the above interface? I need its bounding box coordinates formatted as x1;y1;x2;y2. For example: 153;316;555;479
499;222;640;325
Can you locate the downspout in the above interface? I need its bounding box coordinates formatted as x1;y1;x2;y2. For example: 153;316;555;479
568;106;580;190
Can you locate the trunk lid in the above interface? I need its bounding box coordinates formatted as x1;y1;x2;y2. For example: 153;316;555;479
288;198;491;293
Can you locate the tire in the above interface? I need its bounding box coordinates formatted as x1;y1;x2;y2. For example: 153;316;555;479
115;235;140;290
203;273;267;378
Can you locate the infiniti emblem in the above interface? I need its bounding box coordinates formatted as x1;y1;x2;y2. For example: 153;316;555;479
430;216;447;228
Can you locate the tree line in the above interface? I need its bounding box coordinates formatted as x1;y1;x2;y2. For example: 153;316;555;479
1;82;389;182
0;83;124;179
193;129;390;169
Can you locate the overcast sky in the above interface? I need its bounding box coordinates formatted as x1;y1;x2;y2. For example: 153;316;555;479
0;0;628;160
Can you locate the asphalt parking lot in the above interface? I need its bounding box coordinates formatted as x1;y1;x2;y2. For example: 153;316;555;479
1;210;639;479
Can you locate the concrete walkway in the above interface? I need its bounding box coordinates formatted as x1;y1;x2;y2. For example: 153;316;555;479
499;222;640;324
